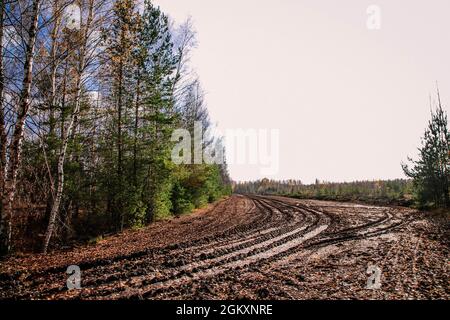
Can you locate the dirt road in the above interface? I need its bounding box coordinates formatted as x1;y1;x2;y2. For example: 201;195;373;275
0;195;448;300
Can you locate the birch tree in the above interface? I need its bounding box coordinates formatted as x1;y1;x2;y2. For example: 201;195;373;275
42;0;103;253
0;0;42;256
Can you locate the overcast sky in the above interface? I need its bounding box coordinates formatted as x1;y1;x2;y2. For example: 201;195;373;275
153;0;450;183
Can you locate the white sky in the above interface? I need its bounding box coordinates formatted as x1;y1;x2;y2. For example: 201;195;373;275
153;0;450;183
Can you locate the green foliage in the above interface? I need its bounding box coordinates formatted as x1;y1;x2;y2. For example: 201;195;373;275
152;179;174;221
125;186;147;229
402;92;449;209
89;0;231;229
235;179;413;206
1;0;232;253
170;164;230;215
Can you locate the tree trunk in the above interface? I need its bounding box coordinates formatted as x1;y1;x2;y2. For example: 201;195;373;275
133;71;141;186
42;0;94;253
0;0;6;253
0;0;42;256
0;0;6;190
48;0;62;138
116;53;124;231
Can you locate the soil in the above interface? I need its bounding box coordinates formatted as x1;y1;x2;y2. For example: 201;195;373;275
0;195;448;300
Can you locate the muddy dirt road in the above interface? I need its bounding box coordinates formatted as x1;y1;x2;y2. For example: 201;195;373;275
0;195;448;300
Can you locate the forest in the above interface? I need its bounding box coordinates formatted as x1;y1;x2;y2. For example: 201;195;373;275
0;0;231;255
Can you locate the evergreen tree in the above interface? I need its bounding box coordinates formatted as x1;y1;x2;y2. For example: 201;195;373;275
105;0;140;230
138;0;179;222
402;91;449;208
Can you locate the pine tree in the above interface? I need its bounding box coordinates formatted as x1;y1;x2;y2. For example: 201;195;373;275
105;0;141;230
138;0;179;222
402;90;449;208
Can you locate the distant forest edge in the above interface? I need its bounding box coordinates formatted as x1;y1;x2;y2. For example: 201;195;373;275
234;179;414;207
236;91;449;210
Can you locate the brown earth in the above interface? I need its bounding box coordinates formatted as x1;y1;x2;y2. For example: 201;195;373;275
0;195;448;300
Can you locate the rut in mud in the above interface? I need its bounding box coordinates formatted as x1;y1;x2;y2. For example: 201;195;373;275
0;195;448;300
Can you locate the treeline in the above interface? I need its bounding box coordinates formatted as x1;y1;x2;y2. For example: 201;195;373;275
234;179;413;206
236;91;449;210
0;0;230;255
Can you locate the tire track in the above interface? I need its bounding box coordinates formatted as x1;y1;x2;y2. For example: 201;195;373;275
3;196;297;299
39;196;323;299
0;195;419;300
